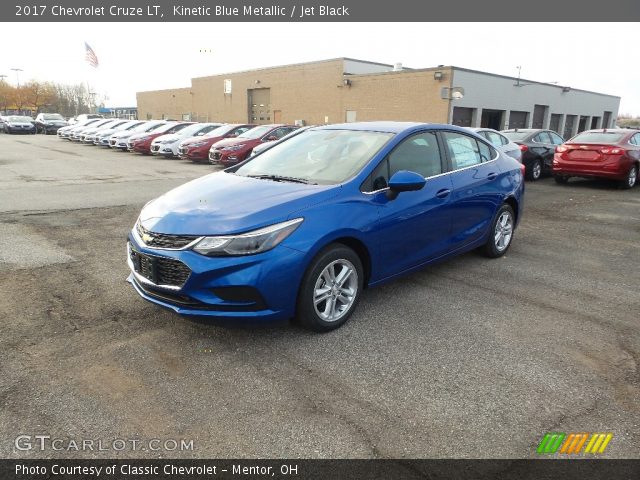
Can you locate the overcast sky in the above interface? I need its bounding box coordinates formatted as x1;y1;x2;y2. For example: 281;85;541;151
1;22;638;115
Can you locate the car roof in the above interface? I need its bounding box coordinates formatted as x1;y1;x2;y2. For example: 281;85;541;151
318;121;425;133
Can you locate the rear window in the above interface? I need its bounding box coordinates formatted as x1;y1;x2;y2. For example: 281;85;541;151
502;131;531;141
570;132;627;143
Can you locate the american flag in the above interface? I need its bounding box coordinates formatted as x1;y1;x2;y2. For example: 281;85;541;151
85;42;99;68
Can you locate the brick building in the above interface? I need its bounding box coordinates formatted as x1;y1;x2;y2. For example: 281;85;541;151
136;58;620;137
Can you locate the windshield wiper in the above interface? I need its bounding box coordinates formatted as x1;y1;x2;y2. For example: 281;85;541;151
247;174;317;185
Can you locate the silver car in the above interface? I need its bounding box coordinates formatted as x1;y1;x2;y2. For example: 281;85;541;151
468;128;522;162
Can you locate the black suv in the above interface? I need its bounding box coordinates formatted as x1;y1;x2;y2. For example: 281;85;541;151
35;113;68;134
501;129;565;180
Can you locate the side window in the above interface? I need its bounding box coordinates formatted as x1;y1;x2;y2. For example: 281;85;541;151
478;141;496;162
631;134;640;145
499;133;510;146
233;127;251;136
442;131;482;169
534;132;552;144
388;131;442;179
483;131;503;148
362;131;442;192
548;132;564;145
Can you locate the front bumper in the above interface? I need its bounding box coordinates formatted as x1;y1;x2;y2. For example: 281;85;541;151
179;145;208;161
208;148;244;165
126;232;306;321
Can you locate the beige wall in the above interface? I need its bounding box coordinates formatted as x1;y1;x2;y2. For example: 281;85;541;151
136;60;452;125
341;67;452;123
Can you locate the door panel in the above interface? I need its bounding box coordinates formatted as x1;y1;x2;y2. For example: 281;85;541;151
372;174;455;279
440;131;503;248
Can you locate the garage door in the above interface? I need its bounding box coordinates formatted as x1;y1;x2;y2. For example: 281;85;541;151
452;107;473;127
564;115;576;139
532;105;547;129
509;111;529;129
248;88;271;125
549;114;561;134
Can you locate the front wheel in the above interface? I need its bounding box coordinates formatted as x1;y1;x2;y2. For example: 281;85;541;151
296;244;363;332
620;165;637;189
527;158;542;181
482;204;515;258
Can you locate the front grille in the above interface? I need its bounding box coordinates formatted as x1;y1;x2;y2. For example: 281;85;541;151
136;222;199;249
129;246;191;288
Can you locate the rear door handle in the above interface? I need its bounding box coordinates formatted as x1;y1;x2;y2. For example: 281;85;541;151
435;188;451;198
487;172;498;180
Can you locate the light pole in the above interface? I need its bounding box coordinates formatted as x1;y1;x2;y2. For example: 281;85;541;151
10;68;23;114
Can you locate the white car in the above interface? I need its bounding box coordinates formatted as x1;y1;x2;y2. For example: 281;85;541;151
109;121;166;150
468;128;522;162
150;122;222;157
71;119;118;142
82;119;131;144
57;119;102;139
94;121;145;146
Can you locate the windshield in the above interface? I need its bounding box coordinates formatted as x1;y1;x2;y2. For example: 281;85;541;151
8;116;33;122
177;123;217;137
238;125;274;139
502;131;532;141
204;124;237;138
570;131;627;143
154;122;190;134
143;122;166;132
235;129;393;185
43;114;64;121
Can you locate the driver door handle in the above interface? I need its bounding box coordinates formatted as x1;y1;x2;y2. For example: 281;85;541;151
487;172;498;180
435;188;451;198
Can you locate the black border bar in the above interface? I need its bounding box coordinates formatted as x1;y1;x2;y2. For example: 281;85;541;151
4;0;640;22
2;459;640;480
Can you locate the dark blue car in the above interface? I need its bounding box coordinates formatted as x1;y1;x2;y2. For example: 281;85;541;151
127;122;525;331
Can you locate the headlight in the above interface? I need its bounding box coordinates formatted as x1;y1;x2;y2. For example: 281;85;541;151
162;139;179;144
189;141;206;147
192;218;303;256
222;144;245;151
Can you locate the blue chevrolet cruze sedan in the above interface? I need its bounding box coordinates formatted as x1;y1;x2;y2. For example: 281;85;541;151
127;122;525;331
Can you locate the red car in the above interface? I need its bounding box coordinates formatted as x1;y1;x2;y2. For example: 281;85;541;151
553;129;640;189
209;124;299;166
177;124;254;162
127;122;193;154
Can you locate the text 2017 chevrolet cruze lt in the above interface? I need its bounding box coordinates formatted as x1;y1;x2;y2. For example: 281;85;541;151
127;122;525;331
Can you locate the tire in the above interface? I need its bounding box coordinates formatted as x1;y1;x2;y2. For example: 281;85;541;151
527;158;542;181
296;244;364;332
620;165;637;189
482;204;516;258
554;175;569;184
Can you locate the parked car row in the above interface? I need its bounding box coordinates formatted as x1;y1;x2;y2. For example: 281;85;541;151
54;117;302;167
8;115;640;190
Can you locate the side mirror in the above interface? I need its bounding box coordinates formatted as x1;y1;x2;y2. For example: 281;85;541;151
386;170;426;200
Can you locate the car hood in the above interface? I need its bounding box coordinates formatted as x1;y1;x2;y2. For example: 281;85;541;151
8;122;33;126
181;135;219;146
212;137;259;149
139;171;338;235
153;133;180;144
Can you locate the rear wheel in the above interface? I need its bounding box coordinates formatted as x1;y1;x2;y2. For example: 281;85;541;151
296;244;363;332
621;165;637;189
482;204;515;258
527;158;542;181
554;175;569;184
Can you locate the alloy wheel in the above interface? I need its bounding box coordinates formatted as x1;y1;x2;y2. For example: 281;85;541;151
494;211;514;252
628;166;637;188
313;259;358;322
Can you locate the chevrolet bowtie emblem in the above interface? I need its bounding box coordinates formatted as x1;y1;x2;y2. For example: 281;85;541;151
142;233;154;244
